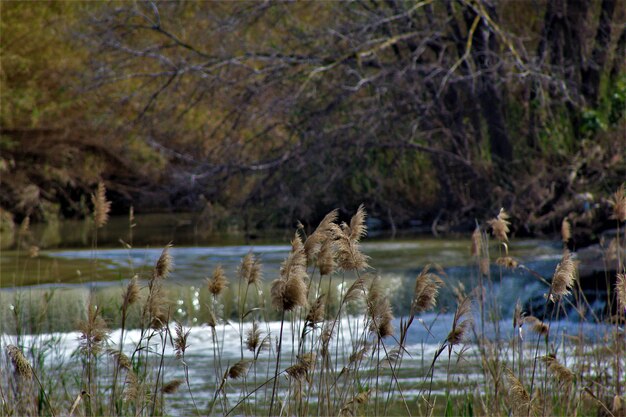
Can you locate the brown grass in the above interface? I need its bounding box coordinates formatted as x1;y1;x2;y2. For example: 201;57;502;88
91;181;111;229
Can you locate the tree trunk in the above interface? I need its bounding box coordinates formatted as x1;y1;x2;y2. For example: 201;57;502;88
465;2;513;163
581;0;617;106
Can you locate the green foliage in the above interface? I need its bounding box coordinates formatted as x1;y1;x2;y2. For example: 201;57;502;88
0;1;624;234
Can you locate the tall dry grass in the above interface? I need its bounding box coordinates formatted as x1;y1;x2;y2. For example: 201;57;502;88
1;183;626;416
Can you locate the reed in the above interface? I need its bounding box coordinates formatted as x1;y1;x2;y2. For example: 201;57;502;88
3;189;626;417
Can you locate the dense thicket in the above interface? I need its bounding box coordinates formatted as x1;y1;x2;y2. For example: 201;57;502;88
1;1;624;235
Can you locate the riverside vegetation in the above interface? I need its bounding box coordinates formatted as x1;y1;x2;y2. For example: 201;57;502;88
1;183;626;416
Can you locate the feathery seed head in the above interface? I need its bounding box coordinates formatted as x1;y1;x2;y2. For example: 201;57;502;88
162;379;183;394
154;243;173;280
367;277;394;339
123;275;140;308
227;360;250;379
92;181;111;229
609;184;626;222
317;238;336;276
124;370;139;401
286;353;316;381
446;296;472;346
550;250;577;301
344;275;367;303
304;209;338;264
541;355;574;387
147;283;169;329
78;301;110;356
505;368;531;417
411;265;444;315
306;294;326;327
174;321;190;360
329;205;370;271
107;348;132;370
207;265;228;296
246;322;268;353
349;344;371;365
239;252;262;286
488;208;510;242
496;256;519;269
349;204;367;242
561;217;572;243
524;316;549;336
320;322;334;356
280;233;308;283
7;345;32;378
272;233;308;311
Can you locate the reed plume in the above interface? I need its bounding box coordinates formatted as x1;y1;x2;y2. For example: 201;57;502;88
107;348;132;370
239;252;262;286
174;321;190;360
207;265;228;296
124;370;139;402
367;277;394;339
92;181;111;228
153;243;173;280
227;360;250;379
487;208;510;242
78;301;109;355
550;250;577;301
330;204;369;271
524;316;549;336
245;321;268;353
147;283;169;329
561;217;571;243
505;368;531;417
161;379;183;394
496;256;518;269
411;265;444;315
286;353;316;381
320;322;334;357
305;294;326;327
609;184;626;222
340;390;371;415
446;296;472;347
344;274;367;303
122;275;140;309
271;233;308;311
541;355;574;388
303;209;338;264
349;344;371;365
7;345;32;379
317;238;336;276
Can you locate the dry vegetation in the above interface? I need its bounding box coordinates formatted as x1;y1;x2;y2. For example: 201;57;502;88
1;183;625;416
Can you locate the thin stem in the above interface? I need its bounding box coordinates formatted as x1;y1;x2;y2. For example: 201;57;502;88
269;310;286;417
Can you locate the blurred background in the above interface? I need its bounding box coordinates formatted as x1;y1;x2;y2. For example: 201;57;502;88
1;0;624;245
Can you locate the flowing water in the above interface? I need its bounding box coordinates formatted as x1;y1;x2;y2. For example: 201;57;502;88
0;214;616;415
